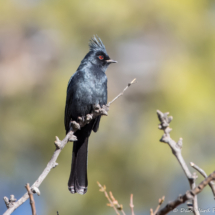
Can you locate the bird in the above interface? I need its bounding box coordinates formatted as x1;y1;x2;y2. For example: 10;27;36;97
64;35;117;194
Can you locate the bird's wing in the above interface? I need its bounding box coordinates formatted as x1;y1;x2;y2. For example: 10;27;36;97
93;79;107;133
64;80;74;133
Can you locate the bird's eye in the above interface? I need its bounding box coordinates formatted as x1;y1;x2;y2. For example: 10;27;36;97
98;55;104;60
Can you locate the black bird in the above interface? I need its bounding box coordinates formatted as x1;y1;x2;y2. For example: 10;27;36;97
64;36;117;194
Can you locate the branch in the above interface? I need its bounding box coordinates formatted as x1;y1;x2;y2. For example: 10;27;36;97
190;162;215;199
97;182;120;215
130;194;135;215
156;170;215;215
25;183;36;215
156;110;199;215
3;79;136;215
108;78;136;105
110;192;126;215
97;182;126;215
150;196;165;215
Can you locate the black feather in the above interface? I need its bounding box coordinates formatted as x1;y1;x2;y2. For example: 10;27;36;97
64;36;116;194
89;35;106;53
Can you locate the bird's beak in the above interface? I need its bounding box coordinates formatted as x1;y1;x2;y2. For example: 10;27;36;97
106;59;117;63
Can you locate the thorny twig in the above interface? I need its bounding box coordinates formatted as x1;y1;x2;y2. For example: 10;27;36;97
25;183;37;215
157;110;199;215
3;79;136;215
190;162;215;199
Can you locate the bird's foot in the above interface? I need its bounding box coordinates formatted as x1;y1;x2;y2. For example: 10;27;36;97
85;114;93;123
93;104;108;116
70;120;81;130
93;104;101;114
100;105;108;116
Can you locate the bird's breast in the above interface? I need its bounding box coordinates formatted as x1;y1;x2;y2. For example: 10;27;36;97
72;68;107;113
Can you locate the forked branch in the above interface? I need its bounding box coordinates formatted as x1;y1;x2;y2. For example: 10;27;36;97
157;110;199;215
3;79;136;215
155;171;215;215
190;162;215;199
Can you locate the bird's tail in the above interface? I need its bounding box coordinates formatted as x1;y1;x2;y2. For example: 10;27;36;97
68;128;91;194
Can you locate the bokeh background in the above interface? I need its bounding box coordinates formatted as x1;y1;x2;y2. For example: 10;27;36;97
1;0;215;214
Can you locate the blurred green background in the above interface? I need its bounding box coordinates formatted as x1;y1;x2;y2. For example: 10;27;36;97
1;0;215;214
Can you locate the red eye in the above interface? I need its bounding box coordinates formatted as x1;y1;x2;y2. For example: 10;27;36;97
98;55;104;60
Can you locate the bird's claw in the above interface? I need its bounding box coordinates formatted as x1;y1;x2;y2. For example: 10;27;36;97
86;114;93;123
70;121;81;130
100;108;108;116
78;116;83;122
93;104;101;113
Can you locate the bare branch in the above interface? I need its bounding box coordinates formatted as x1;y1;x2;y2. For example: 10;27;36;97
97;182;120;215
108;78;136;105
150;196;165;215
109;191;126;215
130;194;135;215
97;182;128;215
156;170;215;215
3;79;136;215
190;162;215;199
157;110;199;215
25;183;36;215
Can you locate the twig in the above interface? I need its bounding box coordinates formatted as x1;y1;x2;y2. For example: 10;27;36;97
157;110;199;215
97;182;127;215
150;196;165;215
190;162;215;199
130;194;135;215
25;183;36;215
97;182;120;215
108;78;136;105
155;170;215;215
109;191;126;215
3;79;136;215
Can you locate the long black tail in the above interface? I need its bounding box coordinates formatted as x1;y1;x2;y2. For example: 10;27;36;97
67;117;101;194
68;136;88;194
68;123;93;194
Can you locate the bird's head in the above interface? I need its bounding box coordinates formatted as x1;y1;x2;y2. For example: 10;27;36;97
87;35;117;70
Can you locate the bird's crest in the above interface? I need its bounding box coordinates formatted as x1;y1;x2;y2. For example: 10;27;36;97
89;35;106;53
